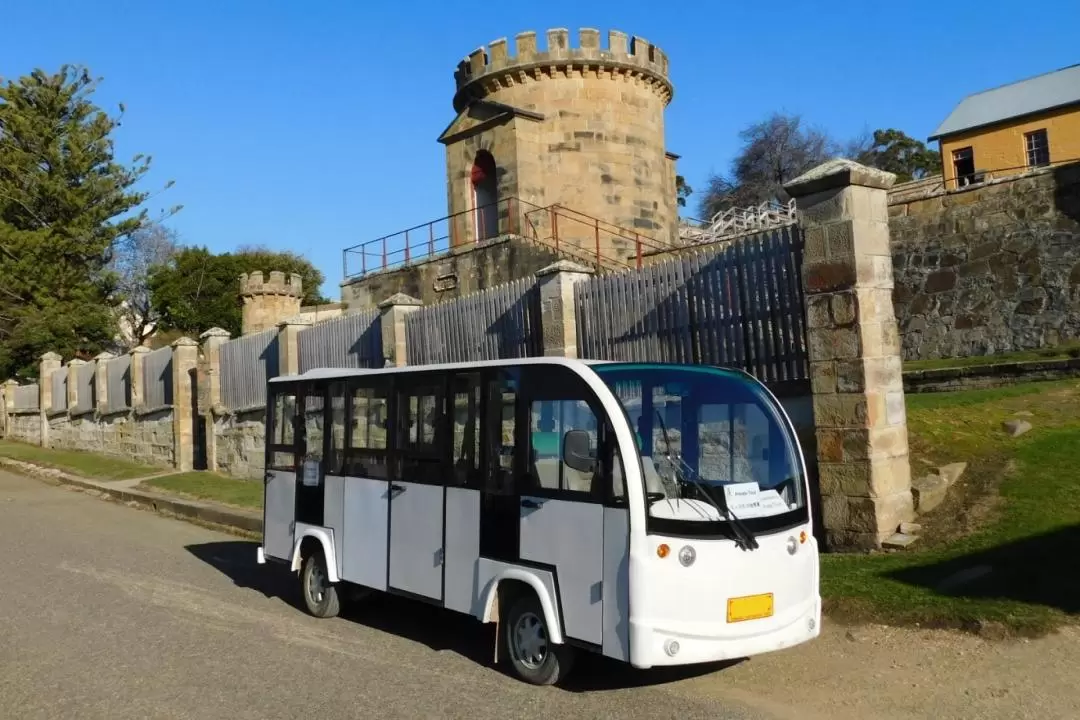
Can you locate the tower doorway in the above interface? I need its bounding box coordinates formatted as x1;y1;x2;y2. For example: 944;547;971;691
471;150;499;242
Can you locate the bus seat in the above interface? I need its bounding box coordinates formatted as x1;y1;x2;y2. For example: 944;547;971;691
531;457;561;490
640;456;668;496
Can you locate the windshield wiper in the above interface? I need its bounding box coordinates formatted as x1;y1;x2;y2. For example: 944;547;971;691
654;410;759;551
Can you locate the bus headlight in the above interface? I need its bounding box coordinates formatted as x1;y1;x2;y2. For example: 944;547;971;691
678;545;696;567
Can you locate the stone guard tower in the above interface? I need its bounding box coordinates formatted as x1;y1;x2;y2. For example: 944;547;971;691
438;28;679;264
239;271;303;336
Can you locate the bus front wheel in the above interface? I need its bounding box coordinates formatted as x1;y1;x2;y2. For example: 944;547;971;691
502;593;575;685
300;549;340;619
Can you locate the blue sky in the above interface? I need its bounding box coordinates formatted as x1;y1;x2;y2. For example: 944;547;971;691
2;1;1077;299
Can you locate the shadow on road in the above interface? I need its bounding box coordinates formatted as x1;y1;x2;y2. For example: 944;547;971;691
185;539;741;691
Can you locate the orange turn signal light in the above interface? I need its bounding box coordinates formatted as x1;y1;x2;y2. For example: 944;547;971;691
799;531;808;544
657;543;670;558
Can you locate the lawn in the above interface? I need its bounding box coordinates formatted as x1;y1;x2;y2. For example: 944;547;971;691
821;378;1080;635
140;471;263;511
903;342;1080;372
0;439;156;481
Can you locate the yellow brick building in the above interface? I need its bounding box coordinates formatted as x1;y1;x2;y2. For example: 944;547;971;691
929;63;1080;190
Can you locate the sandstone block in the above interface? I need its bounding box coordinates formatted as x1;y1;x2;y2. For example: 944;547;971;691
912;474;948;512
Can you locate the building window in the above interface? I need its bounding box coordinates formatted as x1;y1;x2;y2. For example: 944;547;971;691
1025;129;1050;168
952;147;976;187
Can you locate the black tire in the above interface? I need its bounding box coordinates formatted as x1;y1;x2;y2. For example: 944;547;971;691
300;550;340;619
502;593;575;686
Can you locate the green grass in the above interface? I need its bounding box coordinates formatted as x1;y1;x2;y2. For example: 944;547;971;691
140;471;262;510
903;342;1080;372
821;378;1080;635
0;439;156;481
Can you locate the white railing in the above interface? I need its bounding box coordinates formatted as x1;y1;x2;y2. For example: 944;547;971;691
678;198;797;246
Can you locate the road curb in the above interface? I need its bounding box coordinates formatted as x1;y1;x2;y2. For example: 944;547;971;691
0;457;263;538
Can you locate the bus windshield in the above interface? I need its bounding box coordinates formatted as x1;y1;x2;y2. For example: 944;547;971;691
593;363;808;537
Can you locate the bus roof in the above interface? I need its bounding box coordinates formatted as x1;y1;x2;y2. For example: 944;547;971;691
267;356;615;384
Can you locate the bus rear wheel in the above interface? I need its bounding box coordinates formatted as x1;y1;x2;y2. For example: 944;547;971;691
502;593;575;686
300;550;340;619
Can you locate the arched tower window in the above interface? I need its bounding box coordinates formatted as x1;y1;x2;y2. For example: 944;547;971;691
471;150;499;241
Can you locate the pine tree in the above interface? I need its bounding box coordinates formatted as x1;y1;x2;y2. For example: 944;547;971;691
0;65;153;378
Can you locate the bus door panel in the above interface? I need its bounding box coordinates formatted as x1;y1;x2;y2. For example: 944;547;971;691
340;477;389;590
339;379;393;590
264;389;300;561
388;378;445;601
519;497;604;645
518;384;606;646
388;483;444;600
263;469;296;561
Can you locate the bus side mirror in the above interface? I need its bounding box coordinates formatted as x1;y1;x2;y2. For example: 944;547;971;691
563;430;595;474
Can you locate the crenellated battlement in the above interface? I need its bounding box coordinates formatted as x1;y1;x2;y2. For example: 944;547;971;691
452;28;672;111
239;270;303;299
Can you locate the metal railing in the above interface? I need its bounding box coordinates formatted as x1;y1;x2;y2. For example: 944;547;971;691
342;197;677;279
343;198;529;280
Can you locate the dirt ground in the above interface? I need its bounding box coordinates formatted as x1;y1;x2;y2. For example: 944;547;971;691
667;618;1080;720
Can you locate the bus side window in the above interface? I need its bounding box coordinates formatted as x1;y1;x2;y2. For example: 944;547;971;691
269;390;299;470
484;370;519;496
396;379;444;485
327;382;347;475
451;373;481;488
345;381;389;479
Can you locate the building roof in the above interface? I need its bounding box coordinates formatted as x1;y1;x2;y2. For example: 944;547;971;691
928;63;1080;141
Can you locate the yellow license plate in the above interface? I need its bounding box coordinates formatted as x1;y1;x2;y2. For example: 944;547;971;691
726;593;774;623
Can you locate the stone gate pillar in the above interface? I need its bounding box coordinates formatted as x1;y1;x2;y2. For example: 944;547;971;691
784;159;914;550
537;260;595;358
39;352;62;447
378;294;423;367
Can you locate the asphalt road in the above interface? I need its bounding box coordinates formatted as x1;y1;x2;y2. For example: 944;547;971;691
0;471;769;720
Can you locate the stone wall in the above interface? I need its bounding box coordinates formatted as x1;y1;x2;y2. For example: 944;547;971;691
8;412;40;445
43;408;176;468
214;407;266;480
342;235;561;311
890;163;1080;360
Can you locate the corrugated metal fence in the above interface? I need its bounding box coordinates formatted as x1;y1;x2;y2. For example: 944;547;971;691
73;362;96;414
297;310;382;373
14;384;38;411
575;226;809;384
50;369;67;413
142;347;173;408
221;328;280;410
406;278;542;365
106;355;131;413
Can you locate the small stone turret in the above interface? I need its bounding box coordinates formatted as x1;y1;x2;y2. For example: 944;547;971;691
239;271;303;335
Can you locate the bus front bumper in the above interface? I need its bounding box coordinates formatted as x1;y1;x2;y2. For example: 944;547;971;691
628;595;821;669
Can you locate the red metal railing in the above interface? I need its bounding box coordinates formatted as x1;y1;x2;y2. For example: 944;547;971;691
342;197;678;279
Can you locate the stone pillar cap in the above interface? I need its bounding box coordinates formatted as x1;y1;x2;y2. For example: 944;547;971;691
377;293;423;309
536;260;596;277
199;327;232;339
784;158;897;198
94;352;116;361
67;358;88;366
277;315;315;328
129;345;152;355
3;379;18;386
171;336;199;348
40;351;62;362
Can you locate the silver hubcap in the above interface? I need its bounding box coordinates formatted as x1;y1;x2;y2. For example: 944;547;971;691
306;559;326;605
511;611;548;669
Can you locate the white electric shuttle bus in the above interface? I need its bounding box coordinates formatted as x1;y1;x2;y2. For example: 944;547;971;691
256;357;820;685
